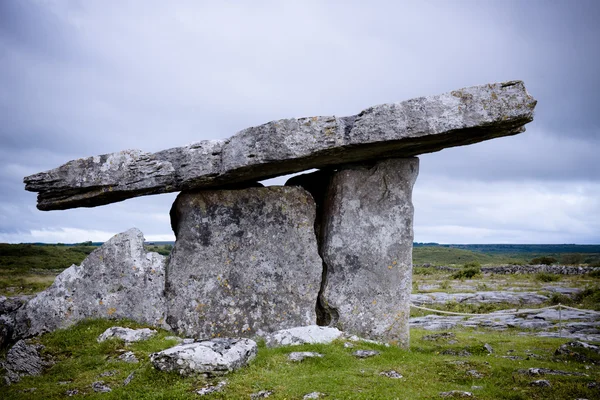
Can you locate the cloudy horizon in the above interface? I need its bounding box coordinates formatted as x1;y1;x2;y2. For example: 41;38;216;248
1;0;598;244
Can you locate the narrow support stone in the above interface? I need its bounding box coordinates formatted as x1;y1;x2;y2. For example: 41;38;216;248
290;158;418;347
165;186;323;338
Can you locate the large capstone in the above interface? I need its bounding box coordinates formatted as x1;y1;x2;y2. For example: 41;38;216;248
166;186;322;338
317;158;418;346
14;228;167;338
24;81;535;210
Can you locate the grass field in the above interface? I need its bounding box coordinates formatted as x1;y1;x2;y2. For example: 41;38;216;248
1;319;598;399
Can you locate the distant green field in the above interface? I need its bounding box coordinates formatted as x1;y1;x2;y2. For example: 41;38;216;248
1;242;599;295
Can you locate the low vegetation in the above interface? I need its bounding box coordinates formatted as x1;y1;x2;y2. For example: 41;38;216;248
1;319;599;399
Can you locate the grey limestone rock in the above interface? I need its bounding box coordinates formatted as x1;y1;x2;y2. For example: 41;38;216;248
2;340;52;384
0;295;30;348
14;228;167;338
303;392;326;399
379;370;403;379
530;379;551;387
288;351;324;362
320;158;418;346
439;390;473;398
118;351;139;363
196;380;228;396
97;327;157;343
92;381;112;393
24;81;536;211
166;187;322;339
250;390;274;399
353;350;380;358
150;338;257;377
263;325;343;348
410;291;548;306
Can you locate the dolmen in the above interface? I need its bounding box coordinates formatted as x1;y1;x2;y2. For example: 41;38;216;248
17;81;536;348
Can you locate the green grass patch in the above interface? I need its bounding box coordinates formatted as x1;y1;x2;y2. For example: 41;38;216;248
535;273;561;283
1;321;599;399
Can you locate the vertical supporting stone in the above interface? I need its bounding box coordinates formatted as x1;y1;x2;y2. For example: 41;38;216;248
320;158;418;347
165;186;322;339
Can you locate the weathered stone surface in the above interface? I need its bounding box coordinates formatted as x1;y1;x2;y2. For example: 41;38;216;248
288;351;324;362
150;338;257;377
14;228;167;338
166;187;322;339
2;340;52;384
409;307;600;342
97;327;157;343
319;158;418;346
411;291;549;306
353;350;381;358
118;351;139;363
24;81;536;210
263;325;343;348
0;295;30;348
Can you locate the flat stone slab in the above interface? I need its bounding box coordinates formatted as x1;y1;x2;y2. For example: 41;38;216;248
150;338;257;377
411;291;549;306
24;81;536;210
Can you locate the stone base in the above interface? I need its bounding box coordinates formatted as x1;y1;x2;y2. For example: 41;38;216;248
166;186;322;338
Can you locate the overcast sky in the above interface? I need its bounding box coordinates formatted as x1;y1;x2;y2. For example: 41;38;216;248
1;0;598;244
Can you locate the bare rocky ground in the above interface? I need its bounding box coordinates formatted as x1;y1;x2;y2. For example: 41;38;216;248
410;267;600;342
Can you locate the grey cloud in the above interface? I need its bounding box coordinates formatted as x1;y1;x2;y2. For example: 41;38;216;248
0;0;598;243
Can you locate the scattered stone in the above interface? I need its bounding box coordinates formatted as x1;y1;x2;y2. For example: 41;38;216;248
471;386;483;390
57;380;72;385
166;187;322;338
412;291;548;306
92;381;112;393
250;390;274;399
353;350;380;358
118;351;139;363
65;389;79;396
343;342;355;348
500;356;524;361
530;379;551;387
24;81;536;211
588;382;599;389
14;229;168;338
97;327;157;343
196;380;228;396
123;372;135;386
150;338;257;377
288;352;324;362
319;158;418;346
379;370;403;379
303;392;325;399
441;349;472;357
342;334;390;347
423;332;456;341
264;326;343;348
484;343;494;354
466;370;483;379
183;338;195;344
439;390;473;398
555;341;600;363
20;387;37;393
2;340;52;384
98;370;118;377
164;336;184;343
519;368;587;377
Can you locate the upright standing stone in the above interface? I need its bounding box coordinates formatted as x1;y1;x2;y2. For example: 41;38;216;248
14;228;168;338
319;158;419;347
166;186;322;338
